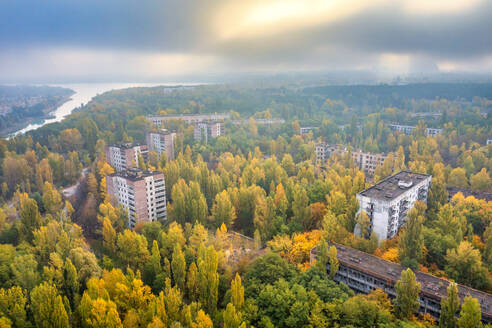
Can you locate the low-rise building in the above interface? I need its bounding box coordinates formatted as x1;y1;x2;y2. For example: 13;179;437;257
315;143;343;164
310;243;492;324
146;129;180;160
105;143;148;172
194;121;225;142
355;171;431;241
106;169;167;228
147;113;229;126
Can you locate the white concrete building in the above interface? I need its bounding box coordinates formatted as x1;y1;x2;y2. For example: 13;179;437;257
106;169;166;228
105;143;148;172
147;113;230;126
388;124;442;136
146;129;180;160
194;121;224;143
355;171;431;241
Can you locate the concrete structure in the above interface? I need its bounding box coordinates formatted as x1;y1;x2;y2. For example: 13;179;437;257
315;143;387;175
487;139;492;145
388;124;442;136
310;243;492;324
356;171;431;241
351;150;387;175
146;129;180;160
194;121;225;142
147;113;229;126
105;143;148;172
300;126;318;135
106;169;166;228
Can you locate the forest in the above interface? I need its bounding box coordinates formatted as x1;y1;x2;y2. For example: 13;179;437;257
0;82;491;327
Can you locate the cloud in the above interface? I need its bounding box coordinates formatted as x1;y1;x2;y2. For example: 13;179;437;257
1;0;491;81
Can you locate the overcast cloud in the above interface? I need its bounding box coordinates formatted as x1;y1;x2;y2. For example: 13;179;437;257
1;0;491;82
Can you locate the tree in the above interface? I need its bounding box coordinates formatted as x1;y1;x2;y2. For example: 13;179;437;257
394;268;421;320
315;239;329;273
0;286;28;328
211;190;236;228
328;245;339;279
231;273;244;310
19;196;42;242
291;185;311;231
448;168;469;189
186;262;198;302
31;282;70;328
470;168;491;192
102;217;117;255
116;230;150;272
197;245;219;315
440;282;460;328
445;241;489;289
63;259;80;309
223;303;244;328
171;245;186;292
398;206;425;270
458;296;481;328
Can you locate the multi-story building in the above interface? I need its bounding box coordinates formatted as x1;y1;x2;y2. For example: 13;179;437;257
194;121;225;142
105;143;149;172
147;113;230;126
351;150;387;175
106;169;167;228
355;171;431;241
315;143;345;164
310;243;492;324
315;143;387;175
388;124;442;136
299;126;318;135
146;129;180;160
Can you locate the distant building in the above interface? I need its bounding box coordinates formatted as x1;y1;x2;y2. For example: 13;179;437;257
388;124;442;136
310;243;492;324
447;187;492;202
351;150;387;176
487;139;492;145
146;129;180;160
299;126;318;135
147;113;229;126
231;118;286;126
355;171;431;241
105;143;148;172
106;169;166;228
194;121;225;143
315;143;387;175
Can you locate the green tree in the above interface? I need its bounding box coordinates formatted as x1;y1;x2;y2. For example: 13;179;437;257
116;230;150;272
20;197;42;242
394;268;421;320
445;241;489;290
197;245;219;315
63;259;80;309
102;217;117;255
328;245;339;279
231;273;244;310
470;168;491;192
458;296;482;328
42;181;63;215
211;190;236;228
171;245;186;292
398;205;425;270
31;282;70;328
0;286;28;328
440;282;460;328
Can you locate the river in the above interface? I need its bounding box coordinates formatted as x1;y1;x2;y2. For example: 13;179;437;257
11;82;201;137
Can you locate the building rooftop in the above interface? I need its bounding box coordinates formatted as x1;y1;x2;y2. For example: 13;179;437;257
109;142;144;149
358;170;430;201
147;113;229;118
320;243;492;316
108;168;163;181
447;187;492;202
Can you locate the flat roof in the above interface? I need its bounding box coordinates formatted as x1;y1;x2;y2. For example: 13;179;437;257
108;169;163;182
147;113;229;118
324;243;492;316
109;142;145;149
358;170;430;201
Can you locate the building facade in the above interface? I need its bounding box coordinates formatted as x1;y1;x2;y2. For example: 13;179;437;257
310;243;492;324
105;143;149;172
388;124;442;136
315;143;387;175
194;121;225;142
106;169;166;228
299;126;318;135
147;113;230;126
146;129;179;160
355;171;431;241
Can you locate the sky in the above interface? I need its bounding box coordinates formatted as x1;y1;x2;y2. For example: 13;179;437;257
1;0;492;83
